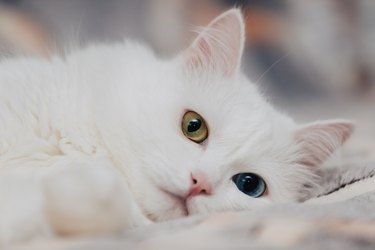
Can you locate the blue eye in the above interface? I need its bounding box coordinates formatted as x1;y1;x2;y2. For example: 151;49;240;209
232;173;266;198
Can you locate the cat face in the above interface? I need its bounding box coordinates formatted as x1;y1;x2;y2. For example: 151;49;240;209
95;9;353;222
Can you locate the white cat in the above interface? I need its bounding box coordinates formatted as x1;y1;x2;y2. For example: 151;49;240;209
0;9;352;244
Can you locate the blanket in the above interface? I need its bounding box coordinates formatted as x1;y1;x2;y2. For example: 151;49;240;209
13;163;375;250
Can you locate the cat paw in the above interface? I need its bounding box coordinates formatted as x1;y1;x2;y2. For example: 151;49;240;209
0;174;52;245
44;159;137;236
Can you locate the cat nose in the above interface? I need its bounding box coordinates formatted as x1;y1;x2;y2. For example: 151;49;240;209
187;172;212;198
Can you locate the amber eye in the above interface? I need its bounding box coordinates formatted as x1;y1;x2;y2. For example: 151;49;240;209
181;111;208;143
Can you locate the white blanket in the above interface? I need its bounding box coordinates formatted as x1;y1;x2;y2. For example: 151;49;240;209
13;163;375;250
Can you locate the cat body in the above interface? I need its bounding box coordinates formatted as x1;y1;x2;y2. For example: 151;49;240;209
0;9;352;244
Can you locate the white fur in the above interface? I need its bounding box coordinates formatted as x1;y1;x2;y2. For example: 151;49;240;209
0;9;352;244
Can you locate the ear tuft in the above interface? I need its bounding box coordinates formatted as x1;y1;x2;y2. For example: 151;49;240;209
185;8;245;76
295;120;354;167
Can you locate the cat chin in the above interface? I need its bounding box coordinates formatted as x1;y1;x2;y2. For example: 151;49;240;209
141;189;189;222
147;191;214;221
163;190;189;216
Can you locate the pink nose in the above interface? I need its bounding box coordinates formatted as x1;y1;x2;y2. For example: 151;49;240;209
187;172;212;198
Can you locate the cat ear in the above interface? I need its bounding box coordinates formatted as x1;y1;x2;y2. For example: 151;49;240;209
184;9;245;76
295;120;354;167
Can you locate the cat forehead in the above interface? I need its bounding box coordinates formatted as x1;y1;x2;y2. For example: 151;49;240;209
177;73;270;126
72;43;294;139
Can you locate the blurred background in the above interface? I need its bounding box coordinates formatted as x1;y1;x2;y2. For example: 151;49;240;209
0;0;374;160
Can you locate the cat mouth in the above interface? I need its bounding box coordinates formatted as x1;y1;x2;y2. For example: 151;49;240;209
162;190;189;216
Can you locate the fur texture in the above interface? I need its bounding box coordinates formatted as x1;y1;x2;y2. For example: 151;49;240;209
0;9;352;244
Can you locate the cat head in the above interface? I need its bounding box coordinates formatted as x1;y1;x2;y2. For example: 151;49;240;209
95;9;353;222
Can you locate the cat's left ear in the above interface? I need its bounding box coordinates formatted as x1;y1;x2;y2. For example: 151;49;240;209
295;120;354;168
184;9;245;76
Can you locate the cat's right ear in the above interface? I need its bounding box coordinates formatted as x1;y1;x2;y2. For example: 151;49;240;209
184;9;245;76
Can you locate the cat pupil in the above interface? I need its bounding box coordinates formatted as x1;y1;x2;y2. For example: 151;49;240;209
187;119;201;133
242;176;259;192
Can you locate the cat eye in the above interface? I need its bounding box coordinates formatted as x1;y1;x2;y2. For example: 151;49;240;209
181;111;208;143
232;173;266;198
